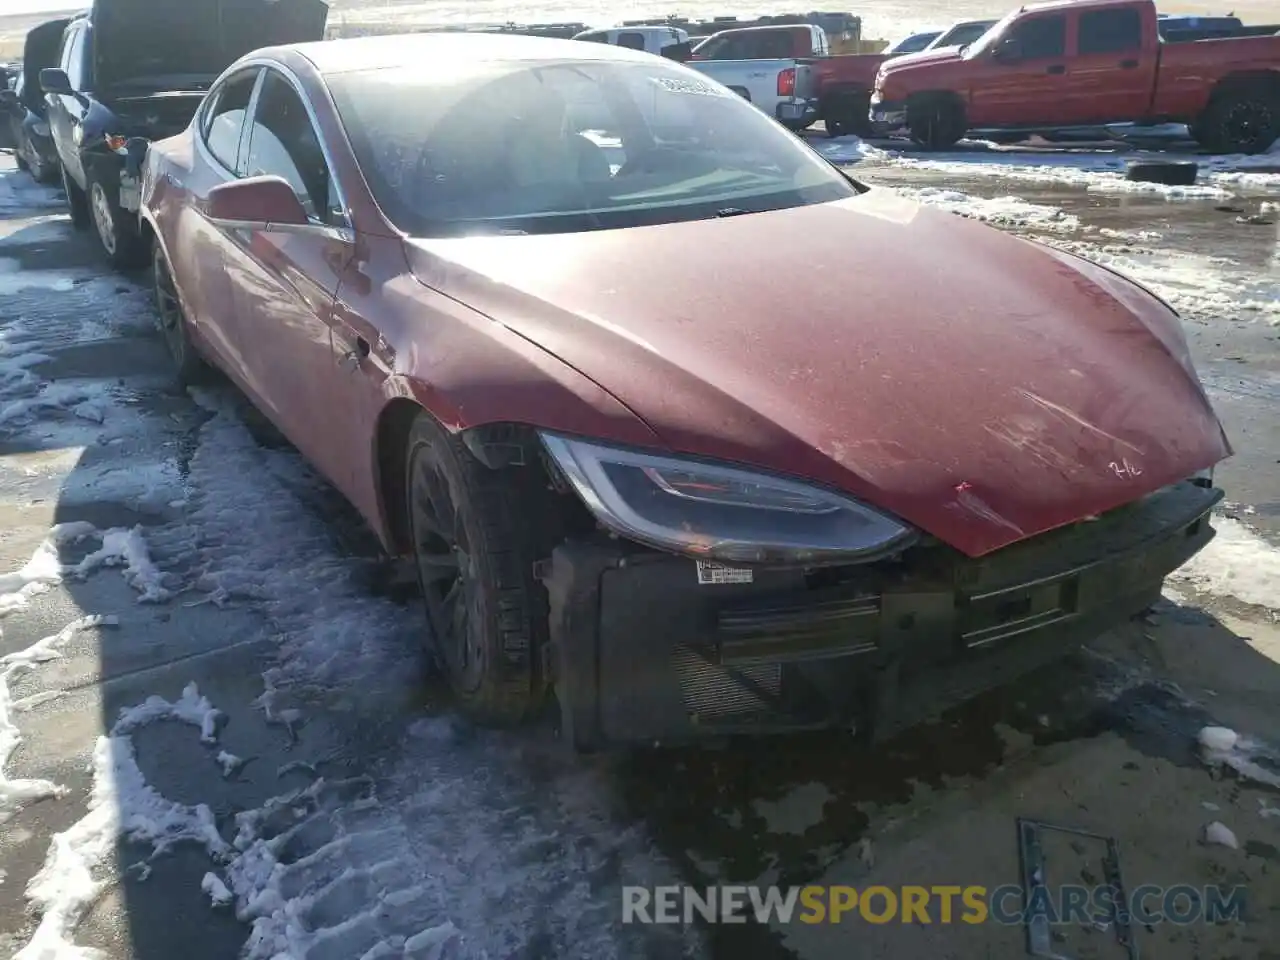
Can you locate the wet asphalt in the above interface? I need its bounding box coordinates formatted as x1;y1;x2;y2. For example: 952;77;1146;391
0;150;1278;960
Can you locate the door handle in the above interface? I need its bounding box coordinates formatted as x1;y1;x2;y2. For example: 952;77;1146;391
1119;58;1139;69
1046;64;1066;75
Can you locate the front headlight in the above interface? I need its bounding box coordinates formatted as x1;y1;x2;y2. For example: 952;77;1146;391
540;433;918;565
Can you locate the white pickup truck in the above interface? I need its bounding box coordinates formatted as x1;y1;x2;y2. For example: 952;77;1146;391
687;56;819;130
685;24;822;130
572;25;692;58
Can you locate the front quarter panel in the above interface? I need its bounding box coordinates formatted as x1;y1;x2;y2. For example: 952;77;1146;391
329;234;662;545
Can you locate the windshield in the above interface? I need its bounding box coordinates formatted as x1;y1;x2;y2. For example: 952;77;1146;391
890;32;939;53
935;22;995;48
965;12;1018;57
326;58;858;237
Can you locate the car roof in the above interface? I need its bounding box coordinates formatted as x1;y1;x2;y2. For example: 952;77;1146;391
704;23;815;35
1021;0;1145;14
284;31;659;75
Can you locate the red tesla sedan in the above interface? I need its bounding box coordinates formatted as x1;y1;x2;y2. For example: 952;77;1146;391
140;33;1230;749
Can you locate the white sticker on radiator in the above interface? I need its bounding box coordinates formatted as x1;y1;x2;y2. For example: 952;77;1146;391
696;561;754;585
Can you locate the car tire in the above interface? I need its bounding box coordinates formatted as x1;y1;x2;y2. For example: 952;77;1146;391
60;164;91;230
152;242;213;386
1192;85;1280;154
1125;160;1199;186
824;90;872;138
87;172;149;270
15;152;28;172
405;413;548;726
907;97;966;150
25;147;54;184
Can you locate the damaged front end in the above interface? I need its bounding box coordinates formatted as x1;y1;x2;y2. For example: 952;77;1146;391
533;432;1221;749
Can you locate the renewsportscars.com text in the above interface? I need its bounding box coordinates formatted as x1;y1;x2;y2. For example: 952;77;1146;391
622;884;1247;926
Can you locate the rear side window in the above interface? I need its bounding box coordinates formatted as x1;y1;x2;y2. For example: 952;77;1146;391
243;70;341;224
1078;8;1143;54
750;33;795;58
1010;15;1066;58
203;68;259;173
63;24;89;89
616;32;646;50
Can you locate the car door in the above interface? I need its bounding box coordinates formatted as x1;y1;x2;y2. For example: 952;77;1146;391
967;13;1071;127
45;20;86;180
1066;5;1155;124
223;66;359;491
174;66;263;373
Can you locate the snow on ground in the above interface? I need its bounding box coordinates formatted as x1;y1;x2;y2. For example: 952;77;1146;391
861;134;1280;199
1055;241;1280;327
0;617;117;825
1171;514;1280;611
892;186;1080;232
1198;725;1280;790
144;387;695;960
0;522;175;614
15;686;236;960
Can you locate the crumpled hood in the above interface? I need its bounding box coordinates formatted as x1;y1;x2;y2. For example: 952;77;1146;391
405;190;1230;557
93;0;328;89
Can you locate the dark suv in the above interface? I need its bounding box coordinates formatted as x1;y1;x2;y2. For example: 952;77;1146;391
41;0;328;269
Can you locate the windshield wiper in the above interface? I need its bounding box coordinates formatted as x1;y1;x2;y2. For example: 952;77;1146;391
716;207;753;218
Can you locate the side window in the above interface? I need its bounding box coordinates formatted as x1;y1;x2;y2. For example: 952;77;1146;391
243;70;341;224
1010;15;1066;59
63;25;88;89
615;32;646;50
57;24;76;73
576;31;609;44
202;69;260;172
696;37;726;58
1078;8;1142;54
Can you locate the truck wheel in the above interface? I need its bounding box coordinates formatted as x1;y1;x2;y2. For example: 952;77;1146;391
152;243;213;386
1125;160;1199;186
405;413;548;726
1194;86;1280;154
907;98;966;150
88;173;149;270
60;164;91;230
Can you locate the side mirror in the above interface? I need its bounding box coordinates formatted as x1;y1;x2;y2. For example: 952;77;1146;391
993;38;1023;62
40;67;72;95
206;175;310;229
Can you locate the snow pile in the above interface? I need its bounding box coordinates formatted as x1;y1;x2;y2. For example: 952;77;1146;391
0;522;174;613
811;134;886;165
1170;515;1280;610
1198;725;1280;789
1203;821;1239;849
113;682;223;742
895;186;1080;232
0;617;117;825
879;145;1273;199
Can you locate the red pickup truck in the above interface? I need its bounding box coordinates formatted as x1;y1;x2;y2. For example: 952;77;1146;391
870;0;1280;152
